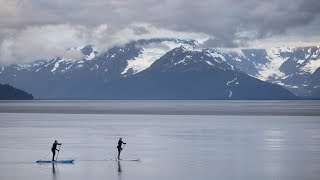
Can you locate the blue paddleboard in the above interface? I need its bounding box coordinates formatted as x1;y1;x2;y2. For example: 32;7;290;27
36;159;74;164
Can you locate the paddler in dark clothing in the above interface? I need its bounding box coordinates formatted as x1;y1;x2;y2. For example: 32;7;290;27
117;138;126;160
51;140;62;161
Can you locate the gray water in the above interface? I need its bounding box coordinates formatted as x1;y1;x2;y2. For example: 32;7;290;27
0;101;320;180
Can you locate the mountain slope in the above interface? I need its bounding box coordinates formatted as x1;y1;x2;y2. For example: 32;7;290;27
0;84;33;100
307;67;320;98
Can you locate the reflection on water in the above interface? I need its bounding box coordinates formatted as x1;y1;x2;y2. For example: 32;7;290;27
263;130;287;177
264;130;287;151
117;161;122;174
117;161;122;180
51;163;56;180
305;129;320;152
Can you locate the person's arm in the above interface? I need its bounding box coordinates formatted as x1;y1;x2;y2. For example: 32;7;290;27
56;143;62;151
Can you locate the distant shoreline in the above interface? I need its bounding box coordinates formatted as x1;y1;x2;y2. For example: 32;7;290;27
0;100;319;116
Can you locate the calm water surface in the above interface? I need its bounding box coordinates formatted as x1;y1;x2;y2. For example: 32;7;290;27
0;101;320;180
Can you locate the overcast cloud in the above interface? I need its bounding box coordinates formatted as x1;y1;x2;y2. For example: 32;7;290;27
0;0;320;64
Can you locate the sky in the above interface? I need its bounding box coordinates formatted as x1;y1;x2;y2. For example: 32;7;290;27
0;0;320;65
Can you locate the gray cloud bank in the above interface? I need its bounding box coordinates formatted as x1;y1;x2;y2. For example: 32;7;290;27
0;0;320;64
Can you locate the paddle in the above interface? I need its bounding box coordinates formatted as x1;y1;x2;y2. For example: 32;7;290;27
56;144;62;161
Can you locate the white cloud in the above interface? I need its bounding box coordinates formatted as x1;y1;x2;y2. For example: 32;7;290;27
0;24;88;64
0;23;210;65
63;49;85;60
0;24;107;65
107;23;210;46
248;35;320;49
1;0;320;65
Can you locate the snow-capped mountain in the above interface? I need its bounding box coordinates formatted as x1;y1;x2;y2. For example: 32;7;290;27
222;46;320;97
0;38;318;99
102;47;294;100
0;38;199;98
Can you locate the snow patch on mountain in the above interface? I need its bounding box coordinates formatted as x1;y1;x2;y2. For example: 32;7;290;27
175;55;192;66
227;77;238;86
256;48;288;80
311;48;320;59
234;57;242;62
302;59;320;74
206;61;214;66
205;50;226;62
51;59;65;72
276;81;299;89
175;59;186;66
86;51;96;60
121;46;165;75
58;61;75;73
16;64;32;70
90;64;99;70
121;40;195;75
297;59;305;64
229;91;233;98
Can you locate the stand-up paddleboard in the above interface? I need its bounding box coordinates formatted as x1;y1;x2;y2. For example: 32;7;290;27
36;159;74;164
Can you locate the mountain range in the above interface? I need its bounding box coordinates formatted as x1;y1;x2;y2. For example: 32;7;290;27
0;38;319;99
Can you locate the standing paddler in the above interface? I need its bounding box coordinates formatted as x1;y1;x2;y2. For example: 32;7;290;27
51;140;62;161
117;138;126;160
